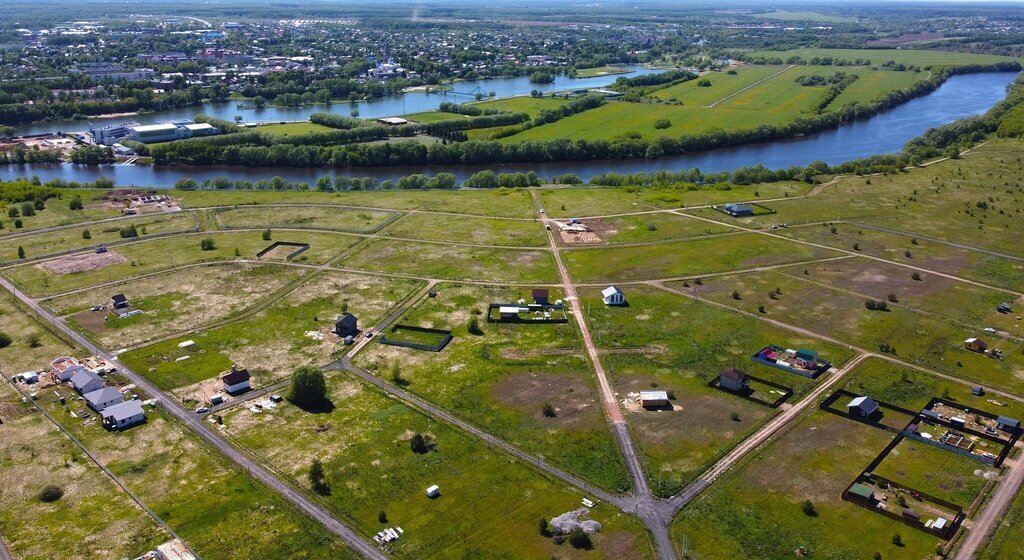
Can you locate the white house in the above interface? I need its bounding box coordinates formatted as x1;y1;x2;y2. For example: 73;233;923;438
221;367;252;395
84;387;124;412
101;400;146;430
602;286;626;306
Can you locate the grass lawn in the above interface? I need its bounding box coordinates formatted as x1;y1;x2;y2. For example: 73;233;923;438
4;230;360;297
256;122;335;136
385;213;546;246
222;374;655;559
173;187;538;218
581;285;846;496
0;190;120;237
594;213;736;244
50;263;308;348
652;65;788;105
562;233;838;283
0;288;80;373
339;238;558;283
356;283;633;492
671;409;942;560
33;391;358;560
574;65;635;78
872;437;993;506
403;110;468;123
0;382;167;560
215;205;396;233
119;270;424;398
469;95;571;117
538;182;809;217
0;211;198;264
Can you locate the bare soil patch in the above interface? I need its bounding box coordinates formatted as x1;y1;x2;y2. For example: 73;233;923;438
491;372;600;428
557;218;617;245
38;250;125;274
71;309;112;335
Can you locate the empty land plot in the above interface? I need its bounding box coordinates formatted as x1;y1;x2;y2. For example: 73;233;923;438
221;375;655;559
746;48;1019;68
174;187;538;218
826;69;922;107
596;213;737;244
562;233;838;283
119;271;424;395
537;182;809;218
340;238;558;283
384;213;546;246
216;205;395;232
403;110;468;123
713;65;834;114
0;383;167;560
33;392;358;560
0;211;197;263
689;271;1024;394
355;283;632;492
652;65;789;105
780;223;1024;292
580;285;842;495
671;409;942;560
50;263;307;348
5;231;360;296
872;437;993;506
0;289;79;373
0;192;120;237
37;250;126;275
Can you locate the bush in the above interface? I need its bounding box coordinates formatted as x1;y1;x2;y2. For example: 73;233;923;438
200;238;216;251
82;229;91;239
27;334;41;348
568;528;593;550
17;245;25;258
0;332;11;348
288;365;330;411
731;290;741;300
309;457;330;495
654;119;672;129
542;403;557;417
39;485;64;502
802;499;817;516
69;197;83;210
730;411;741;422
911;272;922;281
119;224;138;238
378;510;388;523
262;229;272;241
538;517;551;537
467;315;483;335
410;433;435;454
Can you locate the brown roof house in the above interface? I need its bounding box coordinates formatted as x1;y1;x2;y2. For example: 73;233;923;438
221;367;252;395
719;368;750;393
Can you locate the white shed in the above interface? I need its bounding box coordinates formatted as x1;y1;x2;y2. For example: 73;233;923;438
602;286;626;306
426;485;440;498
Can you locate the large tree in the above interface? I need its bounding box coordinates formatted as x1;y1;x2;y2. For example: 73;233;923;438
288;365;329;411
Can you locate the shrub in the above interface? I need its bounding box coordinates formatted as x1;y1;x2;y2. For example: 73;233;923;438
39;485;64;502
468;315;483;335
802;499;817;516
410;433;435;454
200;238;216;251
0;332;11;348
288;365;330;411
887;293;899;303
27;334;41;348
17;245;25;258
82;229;91;239
262;229;272;241
309;458;330;495
892;534;902;546
731;290;741;300
119;224;138;238
378;510;388;523
654;119;672;129
569;528;593;550
69;197;83;210
542;403;556;417
538;517;551;537
911;272;922;281
730;411;741;422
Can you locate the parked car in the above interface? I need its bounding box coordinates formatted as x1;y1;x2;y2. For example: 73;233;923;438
984;327;997;333
195;406;210;414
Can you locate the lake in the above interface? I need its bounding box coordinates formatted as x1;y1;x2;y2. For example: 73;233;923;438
2;71;1017;187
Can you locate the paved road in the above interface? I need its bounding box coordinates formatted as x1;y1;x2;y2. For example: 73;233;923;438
0;277;387;560
954;441;1024;560
0;535;13;560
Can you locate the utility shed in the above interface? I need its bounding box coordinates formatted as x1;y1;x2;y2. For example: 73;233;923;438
532;288;550;305
847;483;876;503
639;391;670;408
964;337;988;353
110;293;129;309
997;416;1021;433
602;286;626;306
499;306;520;320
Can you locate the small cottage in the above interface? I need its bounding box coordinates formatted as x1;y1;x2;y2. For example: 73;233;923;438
84;387;124;412
847;483;877;504
110;293;130;309
723;203;754;217
221;367;252;395
334;313;359;338
719;368;749;392
964;337;988;353
101;400;146;430
847;396;880;419
532;289;550;305
602;286;626;306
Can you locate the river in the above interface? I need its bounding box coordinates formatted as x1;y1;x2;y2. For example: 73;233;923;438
2;71;1017;187
13;66;663;136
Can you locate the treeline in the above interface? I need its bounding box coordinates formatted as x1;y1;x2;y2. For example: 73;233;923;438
68;145;115;165
437;102;507;117
194;114;243;134
0;86;204;126
813;74;859;113
612;69;695;90
0;147;61;164
739;54;871;66
0;176;114;202
309;113;367;129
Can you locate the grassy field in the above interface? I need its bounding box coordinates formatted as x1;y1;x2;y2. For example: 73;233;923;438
754;10;854;23
4;230;360;297
50;263;308;348
593;213;736;244
537;182;809;217
33;391;359;560
118;271;424;398
671;409;942;560
0;382;167;560
745;48;1020;68
872;437;992;506
0;211;198;264
562;232;838;282
0;190;120;236
256;122;335;136
222;374;655;559
580;285;847;495
469;95;570;117
574;66;636;78
404;110;468;123
356;283;633;492
0;288;80;373
340;238;558;283
384;213;546;246
215;205;396;232
652;65;788;105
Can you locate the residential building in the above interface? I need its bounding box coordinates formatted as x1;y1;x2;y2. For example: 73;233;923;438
221;367;252;394
84;387;124;412
719;368;749;392
602;286;626;306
